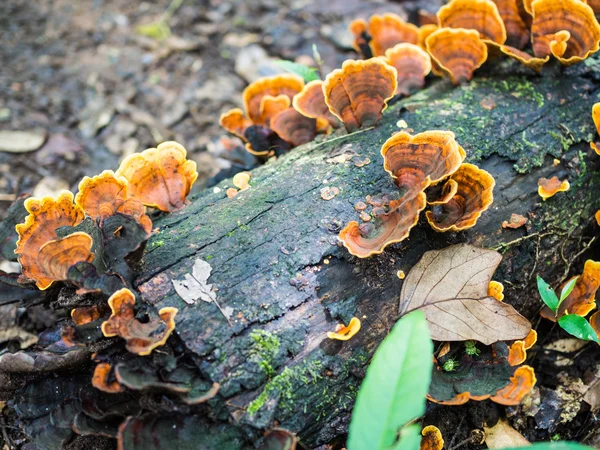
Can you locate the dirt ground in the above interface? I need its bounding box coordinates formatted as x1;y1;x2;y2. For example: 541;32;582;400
2;0;600;449
0;0;440;217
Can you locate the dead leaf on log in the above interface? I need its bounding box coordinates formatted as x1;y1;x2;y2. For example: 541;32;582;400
398;244;531;344
484;418;530;448
172;258;233;325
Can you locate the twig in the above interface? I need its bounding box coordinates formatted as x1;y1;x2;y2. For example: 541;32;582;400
528;235;542;281
559;236;597;283
489;231;555;252
0;415;14;450
447;416;466;449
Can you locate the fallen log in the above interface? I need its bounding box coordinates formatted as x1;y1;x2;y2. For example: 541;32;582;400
130;60;600;446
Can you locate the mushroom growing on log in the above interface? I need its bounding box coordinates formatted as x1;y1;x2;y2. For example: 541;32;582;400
3;62;600;448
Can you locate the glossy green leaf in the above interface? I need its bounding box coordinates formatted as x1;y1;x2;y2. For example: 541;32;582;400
558;314;600;343
389;425;422;450
537;276;559;314
347;311;433;450
559;276;578;303
274;60;320;82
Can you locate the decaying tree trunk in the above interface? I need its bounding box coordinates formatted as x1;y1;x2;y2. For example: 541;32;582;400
122;62;599;446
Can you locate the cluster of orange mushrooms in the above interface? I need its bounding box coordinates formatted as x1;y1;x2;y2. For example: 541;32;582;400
13;141;198;365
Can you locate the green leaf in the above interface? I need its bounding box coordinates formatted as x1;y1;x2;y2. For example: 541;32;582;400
558;315;600;343
502;442;594;450
274;60;320;82
135;21;171;40
537;276;559;314
559;276;578;303
389;425;422;450
347;311;433;450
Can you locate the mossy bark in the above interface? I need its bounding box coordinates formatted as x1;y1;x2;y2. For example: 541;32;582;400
136;59;600;447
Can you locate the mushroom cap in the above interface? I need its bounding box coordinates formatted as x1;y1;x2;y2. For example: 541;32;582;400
92;362;123;393
593;102;600;135
116;141;198;212
323;59;397;133
426;28;488;85
382;43;432;96
292;80;340;128
556;260;600;318
15;190;85;288
426;179;459;205
232;172;251;191
338;192;427;258
425;163;495;232
102;288;178;356
36;232;94;290
381;130;466;199
327;317;361;340
427;391;471;405
492;0;531;48
437;0;507;44
523;329;538;349
368;13;420;56
486;42;550;73
349;18;373;59
71;305;106;326
488;280;505;301
531;0;600;65
243;74;305;123
490;365;536;405
418;24;440;50
421;426;444;450
75;170;152;234
537;176;570;200
269;107;317;147
508;341;527;366
219;108;254;141
257;94;291;127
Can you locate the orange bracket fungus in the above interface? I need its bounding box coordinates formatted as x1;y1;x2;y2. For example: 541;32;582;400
425;163;495;232
592;103;600;154
428;343;535;406
227;172;252;198
339;130;466;258
116;141;198;212
502;213;528;229
426;28;488;85
541;260;600;320
92;362;123;394
537;176;570;200
437;0;507;44
492;0;530;48
486;42;550;73
292;80;339;129
349;18;372;58
15;191;86;289
101;288;178;356
37;232;95;289
488;280;505;301
219;74;317;155
507;330;537;366
381;43;432;96
490;365;537;405
75;170;152;234
531;0;600;65
323;59;397;133
350;13;420;57
327;317;361;341
420;426;444;450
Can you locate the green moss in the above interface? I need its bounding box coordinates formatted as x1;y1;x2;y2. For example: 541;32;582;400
506;78;545;108
150;240;165;248
250;330;280;378
549;131;574;151
247;360;324;416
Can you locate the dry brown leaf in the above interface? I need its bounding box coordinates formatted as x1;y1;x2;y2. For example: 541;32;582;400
584;377;600;411
398;244;531;345
484;418;530;448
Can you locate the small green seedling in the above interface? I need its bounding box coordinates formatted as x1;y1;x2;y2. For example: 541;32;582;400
442;358;459;372
274;60;320;82
464;340;481;357
537;275;600;343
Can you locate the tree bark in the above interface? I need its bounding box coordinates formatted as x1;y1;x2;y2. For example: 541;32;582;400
134;63;600;447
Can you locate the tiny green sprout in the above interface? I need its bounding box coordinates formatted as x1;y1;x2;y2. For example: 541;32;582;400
464;340;480;356
551;434;561;442
442;358;459;372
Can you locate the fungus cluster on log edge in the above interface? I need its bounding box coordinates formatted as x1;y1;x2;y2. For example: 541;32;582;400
4;0;600;448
